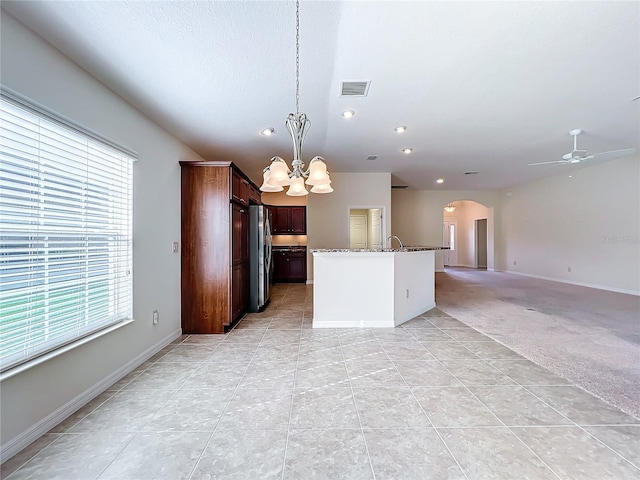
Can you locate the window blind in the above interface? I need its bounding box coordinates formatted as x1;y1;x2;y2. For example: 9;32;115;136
0;92;135;372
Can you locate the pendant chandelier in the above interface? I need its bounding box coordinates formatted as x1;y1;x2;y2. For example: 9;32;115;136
259;0;333;196
444;203;456;213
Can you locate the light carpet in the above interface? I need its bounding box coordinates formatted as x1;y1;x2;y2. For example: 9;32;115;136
435;267;640;419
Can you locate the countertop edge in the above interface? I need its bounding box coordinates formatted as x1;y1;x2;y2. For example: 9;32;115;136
310;247;448;253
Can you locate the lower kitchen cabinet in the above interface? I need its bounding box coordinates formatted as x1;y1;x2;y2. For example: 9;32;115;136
231;263;249;319
273;250;307;283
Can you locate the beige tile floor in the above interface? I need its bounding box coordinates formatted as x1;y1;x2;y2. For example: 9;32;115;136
3;283;640;479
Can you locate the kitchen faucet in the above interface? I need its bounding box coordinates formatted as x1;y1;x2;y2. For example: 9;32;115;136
387;235;404;249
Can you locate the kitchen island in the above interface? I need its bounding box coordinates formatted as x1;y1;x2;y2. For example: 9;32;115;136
310;247;447;328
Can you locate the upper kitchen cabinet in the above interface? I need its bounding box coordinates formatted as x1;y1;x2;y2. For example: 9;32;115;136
231;169;250;205
271;206;306;234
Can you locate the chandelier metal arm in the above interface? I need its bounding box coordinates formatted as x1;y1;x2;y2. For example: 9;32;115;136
259;0;332;196
286;112;310;178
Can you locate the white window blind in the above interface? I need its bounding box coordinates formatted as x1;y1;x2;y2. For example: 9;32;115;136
0;92;135;372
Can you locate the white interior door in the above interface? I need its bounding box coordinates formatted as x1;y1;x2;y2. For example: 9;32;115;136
370;209;382;249
350;215;368;248
443;221;457;266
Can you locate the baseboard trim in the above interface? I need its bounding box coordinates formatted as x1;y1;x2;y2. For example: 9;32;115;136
396;302;436;326
0;328;182;462
504;270;640;296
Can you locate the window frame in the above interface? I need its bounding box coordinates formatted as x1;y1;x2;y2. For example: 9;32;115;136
0;87;137;375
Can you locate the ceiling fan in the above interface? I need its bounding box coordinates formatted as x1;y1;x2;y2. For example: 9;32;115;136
529;129;636;166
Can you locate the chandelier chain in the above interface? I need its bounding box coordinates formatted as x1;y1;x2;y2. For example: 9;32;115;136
295;0;300;114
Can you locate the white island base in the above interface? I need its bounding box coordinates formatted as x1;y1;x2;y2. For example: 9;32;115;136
311;249;437;328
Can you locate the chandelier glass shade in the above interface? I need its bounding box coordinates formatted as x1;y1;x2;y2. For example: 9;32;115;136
259;0;332;196
444;203;456;213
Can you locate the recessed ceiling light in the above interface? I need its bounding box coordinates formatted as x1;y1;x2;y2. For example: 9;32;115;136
260;128;274;136
394;126;407;133
342;110;355;118
402;148;413;154
436;178;444;184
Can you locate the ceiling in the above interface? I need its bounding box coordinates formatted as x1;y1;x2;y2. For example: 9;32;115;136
3;1;639;190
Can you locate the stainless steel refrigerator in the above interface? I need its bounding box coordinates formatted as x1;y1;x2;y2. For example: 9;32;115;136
249;205;272;312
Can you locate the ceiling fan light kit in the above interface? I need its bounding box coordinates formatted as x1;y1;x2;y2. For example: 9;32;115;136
528;129;636;167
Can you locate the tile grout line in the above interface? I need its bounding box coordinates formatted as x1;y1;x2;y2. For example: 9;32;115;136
518;383;640;471
383;334;471;480
340;330;378;480
407;322;565;480
279;295;306;480
186;329;265;480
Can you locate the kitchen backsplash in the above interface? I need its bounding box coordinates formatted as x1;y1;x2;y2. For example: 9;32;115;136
271;234;307;246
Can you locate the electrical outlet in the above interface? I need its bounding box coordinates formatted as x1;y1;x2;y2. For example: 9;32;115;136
567;266;571;273
152;310;159;325
172;242;179;253
406;289;409;299
513;260;517;266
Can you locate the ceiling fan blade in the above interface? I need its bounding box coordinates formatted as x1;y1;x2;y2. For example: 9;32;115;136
589;148;636;160
528;160;566;166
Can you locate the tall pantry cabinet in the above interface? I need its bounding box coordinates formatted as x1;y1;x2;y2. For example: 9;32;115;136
180;161;260;333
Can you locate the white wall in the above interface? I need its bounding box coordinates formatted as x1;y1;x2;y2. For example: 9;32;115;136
307;172;391;280
391;158;640;294
498;155;640;294
392;190;499;271
1;12;203;453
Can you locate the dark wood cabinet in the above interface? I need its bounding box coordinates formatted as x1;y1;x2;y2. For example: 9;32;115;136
231;203;249;264
273;249;307;283
231;170;249;206
180;161;257;333
270;206;306;234
290;207;306;234
231;263;249;320
287;252;306;281
248;184;262;204
272;207;290;234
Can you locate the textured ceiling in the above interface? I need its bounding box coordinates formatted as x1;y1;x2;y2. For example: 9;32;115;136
3;0;639;190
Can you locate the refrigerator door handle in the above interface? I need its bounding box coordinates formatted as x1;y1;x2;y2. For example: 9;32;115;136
265;215;272;271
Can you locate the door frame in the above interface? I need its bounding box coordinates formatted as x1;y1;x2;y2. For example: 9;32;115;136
442;220;457;267
348;206;386;249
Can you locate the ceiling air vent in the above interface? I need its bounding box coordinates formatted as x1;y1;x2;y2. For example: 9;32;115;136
391;185;408;189
340;81;370;97
366;155;378;161
464;171;479;175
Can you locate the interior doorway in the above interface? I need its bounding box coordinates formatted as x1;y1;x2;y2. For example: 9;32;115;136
475;218;488;269
349;207;384;249
442;220;457;266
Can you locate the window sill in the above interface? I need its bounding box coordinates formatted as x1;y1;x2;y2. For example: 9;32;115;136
0;319;135;382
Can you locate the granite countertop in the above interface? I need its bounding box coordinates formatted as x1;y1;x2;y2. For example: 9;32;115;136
311;246;449;253
272;246;307;252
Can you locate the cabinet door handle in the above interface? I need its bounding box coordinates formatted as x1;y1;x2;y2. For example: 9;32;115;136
240;209;245;213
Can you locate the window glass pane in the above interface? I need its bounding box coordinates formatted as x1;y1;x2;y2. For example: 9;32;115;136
449;224;455;251
0;96;134;371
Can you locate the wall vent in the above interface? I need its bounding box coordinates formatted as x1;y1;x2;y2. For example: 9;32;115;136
340;81;370;97
391;185;408;189
366;155;378;161
464;171;479;175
